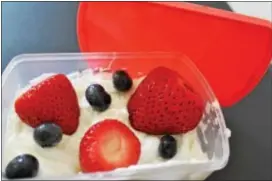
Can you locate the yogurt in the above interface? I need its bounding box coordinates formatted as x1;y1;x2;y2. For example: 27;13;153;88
3;69;209;179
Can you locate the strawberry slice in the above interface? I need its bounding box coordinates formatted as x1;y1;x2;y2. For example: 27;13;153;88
128;66;205;135
15;74;80;135
79;119;140;173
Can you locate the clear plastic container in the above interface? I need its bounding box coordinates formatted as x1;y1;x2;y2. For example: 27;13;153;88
2;52;230;180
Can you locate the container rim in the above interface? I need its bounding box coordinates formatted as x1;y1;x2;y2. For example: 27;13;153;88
2;52;185;87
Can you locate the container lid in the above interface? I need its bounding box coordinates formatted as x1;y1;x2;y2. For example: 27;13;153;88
77;2;272;107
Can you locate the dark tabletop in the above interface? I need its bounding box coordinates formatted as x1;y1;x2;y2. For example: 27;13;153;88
2;2;271;180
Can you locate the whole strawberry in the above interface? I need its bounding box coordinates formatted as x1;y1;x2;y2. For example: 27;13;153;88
128;67;205;135
15;74;80;135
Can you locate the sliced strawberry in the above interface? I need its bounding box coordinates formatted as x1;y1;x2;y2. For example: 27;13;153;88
79;119;140;173
128;66;205;135
15;74;80;135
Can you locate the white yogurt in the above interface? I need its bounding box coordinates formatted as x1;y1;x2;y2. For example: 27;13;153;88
3;69;209;179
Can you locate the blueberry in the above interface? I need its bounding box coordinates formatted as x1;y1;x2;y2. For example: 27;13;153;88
85;84;111;112
113;70;133;91
5;154;39;179
34;123;62;148
159;135;177;159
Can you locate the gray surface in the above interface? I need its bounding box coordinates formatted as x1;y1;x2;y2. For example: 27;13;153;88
208;69;272;180
2;2;272;180
1;2;79;71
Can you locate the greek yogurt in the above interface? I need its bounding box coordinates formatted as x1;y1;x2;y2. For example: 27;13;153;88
3;69;210;179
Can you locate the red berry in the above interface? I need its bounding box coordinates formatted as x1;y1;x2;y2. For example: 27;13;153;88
79;119;141;173
15;74;80;135
128;67;205;134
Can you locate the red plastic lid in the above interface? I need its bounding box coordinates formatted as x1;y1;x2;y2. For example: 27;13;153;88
77;2;272;107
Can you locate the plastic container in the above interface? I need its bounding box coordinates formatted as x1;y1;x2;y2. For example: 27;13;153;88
2;52;230;180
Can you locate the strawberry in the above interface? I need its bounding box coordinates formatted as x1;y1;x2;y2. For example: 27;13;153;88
79;119;140;173
127;67;205;135
15;74;80;135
